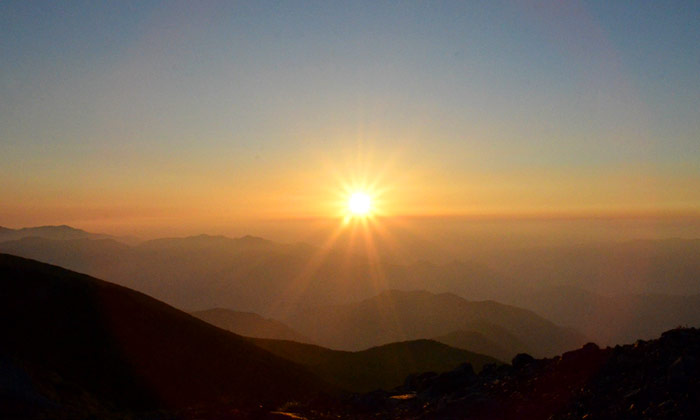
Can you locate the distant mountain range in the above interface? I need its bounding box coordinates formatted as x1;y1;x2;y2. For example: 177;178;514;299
0;224;140;245
0;225;115;241
1;225;698;349
190;305;527;364
0;253;501;418
2;252;699;419
283;290;586;358
189;308;505;391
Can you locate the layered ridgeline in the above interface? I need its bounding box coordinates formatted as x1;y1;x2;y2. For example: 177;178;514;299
3;253;699;419
191;308;310;342
190;308;502;392
283;290;586;358
190;297;563;360
0;254;499;418
1;226;699;347
0;225;117;242
190;307;516;373
250;338;499;393
0;254;331;418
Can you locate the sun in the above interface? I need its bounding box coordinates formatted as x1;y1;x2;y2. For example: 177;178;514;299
348;192;372;216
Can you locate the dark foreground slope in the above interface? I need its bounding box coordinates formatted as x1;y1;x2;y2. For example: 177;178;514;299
330;328;700;419
0;254;332;419
251;338;500;392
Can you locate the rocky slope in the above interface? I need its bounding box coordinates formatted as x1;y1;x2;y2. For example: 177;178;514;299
329;328;700;419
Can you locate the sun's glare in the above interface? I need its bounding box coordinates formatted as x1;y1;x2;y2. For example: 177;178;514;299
348;192;372;216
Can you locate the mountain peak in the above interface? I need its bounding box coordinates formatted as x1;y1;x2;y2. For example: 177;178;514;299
20;224;84;232
237;234;269;244
0;225;112;242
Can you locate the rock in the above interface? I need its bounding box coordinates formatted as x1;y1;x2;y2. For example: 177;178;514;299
349;389;390;411
454;362;475;377
403;371;438;393
668;356;690;387
479;363;500;378
512;353;535;370
581;342;600;352
418;366;477;401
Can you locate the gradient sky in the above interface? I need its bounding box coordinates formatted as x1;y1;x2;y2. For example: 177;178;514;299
1;1;698;235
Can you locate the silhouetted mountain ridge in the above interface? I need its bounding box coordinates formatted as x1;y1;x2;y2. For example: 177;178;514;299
0;225;115;242
250;338;500;392
0;253;332;418
1;226;697;349
283;289;586;357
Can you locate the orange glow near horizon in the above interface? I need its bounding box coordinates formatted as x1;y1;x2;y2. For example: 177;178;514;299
1;145;698;236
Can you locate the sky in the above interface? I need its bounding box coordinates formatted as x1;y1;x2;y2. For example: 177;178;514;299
1;1;699;237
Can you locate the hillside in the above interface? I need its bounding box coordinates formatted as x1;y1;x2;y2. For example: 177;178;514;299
284;290;586;357
432;329;520;362
332;328;700;419
192;308;310;342
250;338;500;392
0;254;332;418
2;229;697;352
